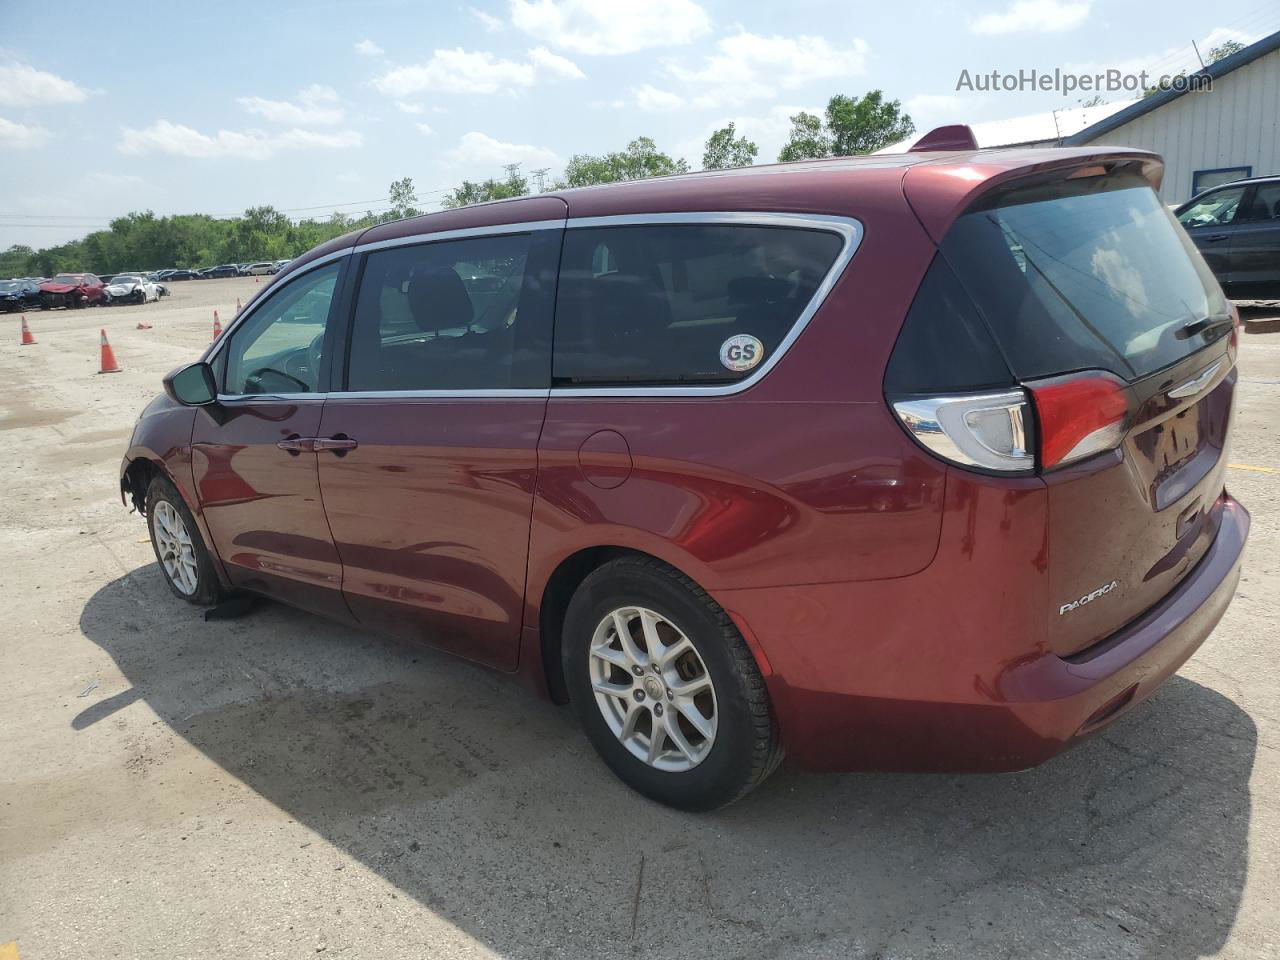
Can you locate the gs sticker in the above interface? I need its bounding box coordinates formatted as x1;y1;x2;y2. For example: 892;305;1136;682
720;334;764;373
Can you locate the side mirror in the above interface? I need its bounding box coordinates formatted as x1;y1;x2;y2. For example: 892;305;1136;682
163;361;218;406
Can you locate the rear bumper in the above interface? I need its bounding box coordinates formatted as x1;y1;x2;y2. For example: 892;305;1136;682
724;495;1250;772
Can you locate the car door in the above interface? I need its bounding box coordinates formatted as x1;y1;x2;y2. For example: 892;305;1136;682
1227;182;1280;300
315;226;561;670
191;257;353;621
1176;184;1249;292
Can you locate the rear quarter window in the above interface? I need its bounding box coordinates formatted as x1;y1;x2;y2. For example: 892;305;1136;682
552;224;844;386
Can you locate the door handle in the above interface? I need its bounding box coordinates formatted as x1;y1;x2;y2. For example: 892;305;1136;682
1204;234;1229;242
276;434;309;454
313;435;358;454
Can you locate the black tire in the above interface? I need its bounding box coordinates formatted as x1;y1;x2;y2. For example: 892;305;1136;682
563;556;782;811
145;474;224;606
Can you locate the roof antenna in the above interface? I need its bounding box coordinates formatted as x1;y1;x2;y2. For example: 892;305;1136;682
1191;39;1207;69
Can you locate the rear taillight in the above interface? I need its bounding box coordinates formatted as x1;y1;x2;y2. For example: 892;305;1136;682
1026;371;1129;470
892;390;1034;472
893;372;1133;473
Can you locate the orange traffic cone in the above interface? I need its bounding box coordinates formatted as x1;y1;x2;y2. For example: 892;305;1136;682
212;310;222;340
98;329;121;374
20;315;36;345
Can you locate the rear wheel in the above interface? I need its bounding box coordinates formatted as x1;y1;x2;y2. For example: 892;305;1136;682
145;474;223;605
563;556;782;810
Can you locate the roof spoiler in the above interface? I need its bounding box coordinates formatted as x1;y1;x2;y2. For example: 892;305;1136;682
909;124;979;152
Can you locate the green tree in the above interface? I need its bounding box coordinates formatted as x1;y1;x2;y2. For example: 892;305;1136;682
702;123;758;170
442;164;530;208
560;137;689;187
387;176;421;220
1208;40;1245;63
777;111;831;161
778;92;915;161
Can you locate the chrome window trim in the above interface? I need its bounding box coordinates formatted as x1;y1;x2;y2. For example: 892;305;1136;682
352;218;567;256
210;211;863;403
204;250;350;370
550;211;863;398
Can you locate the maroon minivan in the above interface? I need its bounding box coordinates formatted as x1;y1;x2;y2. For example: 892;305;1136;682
121;146;1250;809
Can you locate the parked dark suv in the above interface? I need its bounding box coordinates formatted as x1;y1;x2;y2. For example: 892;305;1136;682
1176;174;1280;299
121;147;1250;809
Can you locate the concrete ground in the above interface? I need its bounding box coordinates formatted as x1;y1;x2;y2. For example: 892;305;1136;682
1;280;1278;959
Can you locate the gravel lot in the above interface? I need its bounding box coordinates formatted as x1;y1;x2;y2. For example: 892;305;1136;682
1;279;1278;959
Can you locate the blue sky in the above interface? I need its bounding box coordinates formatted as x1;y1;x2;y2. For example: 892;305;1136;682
1;0;1275;251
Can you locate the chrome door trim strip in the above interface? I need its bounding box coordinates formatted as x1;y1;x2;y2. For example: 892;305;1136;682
214;390;550;402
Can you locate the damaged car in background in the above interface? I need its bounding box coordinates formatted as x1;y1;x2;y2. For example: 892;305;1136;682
0;278;42;312
105;274;164;304
38;272;107;309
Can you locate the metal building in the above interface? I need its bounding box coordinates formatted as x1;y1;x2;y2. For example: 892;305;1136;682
882;30;1280;205
1067;30;1280;203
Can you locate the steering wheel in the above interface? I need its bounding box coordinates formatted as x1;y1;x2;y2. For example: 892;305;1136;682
280;333;325;389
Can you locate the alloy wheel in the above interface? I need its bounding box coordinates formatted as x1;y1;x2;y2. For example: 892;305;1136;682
588;606;718;772
153;500;199;596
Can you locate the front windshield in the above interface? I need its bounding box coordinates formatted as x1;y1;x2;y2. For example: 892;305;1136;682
114;276;142;284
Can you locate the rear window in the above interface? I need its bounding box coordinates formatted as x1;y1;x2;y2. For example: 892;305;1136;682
553;224;843;386
942;174;1230;382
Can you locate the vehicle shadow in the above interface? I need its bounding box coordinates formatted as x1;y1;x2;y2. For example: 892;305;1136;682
78;565;1255;959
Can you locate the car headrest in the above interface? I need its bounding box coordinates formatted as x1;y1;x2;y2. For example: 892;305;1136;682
407;267;473;333
727;276;791;306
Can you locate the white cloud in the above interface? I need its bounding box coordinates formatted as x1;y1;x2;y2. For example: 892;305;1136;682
527;45;586;79
470;7;504;31
445;130;559;169
354;39;385;56
971;0;1090;35
395;101;424;114
509;0;710;55
0;62;89;106
905;94;975;125
664;32;868;109
634;84;683;112
237;84;344;125
416;122;435;135
84;172;146;187
117;120;361;159
0;116;51;149
373;47;583;96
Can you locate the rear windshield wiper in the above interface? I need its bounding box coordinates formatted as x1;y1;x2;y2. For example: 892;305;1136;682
1176;315;1233;340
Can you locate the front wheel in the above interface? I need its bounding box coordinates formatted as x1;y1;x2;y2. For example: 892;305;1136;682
563;556;782;810
145;474;224;605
